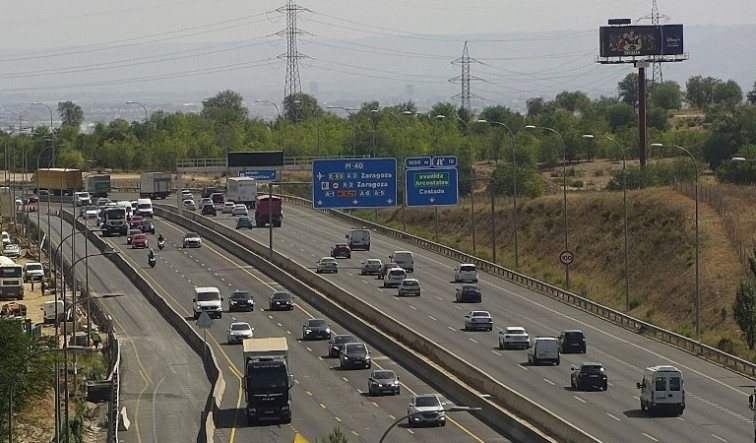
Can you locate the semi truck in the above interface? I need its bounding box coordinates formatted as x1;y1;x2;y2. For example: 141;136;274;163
139;172;172;199
34;168;83;196
84;173;111;198
242;337;292;424
99;206;128;236
254;195;282;227
226;177;258;208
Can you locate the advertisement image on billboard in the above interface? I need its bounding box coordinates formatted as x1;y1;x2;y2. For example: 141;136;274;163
600;24;683;58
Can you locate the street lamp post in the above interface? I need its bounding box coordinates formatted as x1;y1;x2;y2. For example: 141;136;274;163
32;102;55;166
378;405;481;443
526;125;570;287
584;134;629;311
650;142;699;339
254;100;283;150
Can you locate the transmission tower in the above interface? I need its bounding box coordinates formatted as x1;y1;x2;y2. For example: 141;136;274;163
638;0;670;84
450;41;482;111
277;0;309;105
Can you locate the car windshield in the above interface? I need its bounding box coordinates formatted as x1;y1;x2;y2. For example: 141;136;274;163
345;344;367;355
463;286;479;292
185;232;198;238
581;365;604;373
402;280;418;287
306;319;327;327
322;258;336;263
26;264;42;271
415;396;441;407
272;292;291;301
231;323;251;331
373;370;396;381
247;364;288;389
231;292;250;300
472;312;489;317
367;260;381;265
507;329;525;335
137;204;150;209
564;332;584;341
197;291;218;301
333;335;354;344
459;265;476;272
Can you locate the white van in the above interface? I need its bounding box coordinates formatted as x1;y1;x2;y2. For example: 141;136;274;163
383;267;407;288
390;251;414;273
192;286;223;319
637;365;685;415
41;300;65;324
346;228;371;251
527;336;560;365
115;201;133;219
136;198;154;217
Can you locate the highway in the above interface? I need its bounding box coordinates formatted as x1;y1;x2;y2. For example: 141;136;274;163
190;199;756;443
61;201;509;442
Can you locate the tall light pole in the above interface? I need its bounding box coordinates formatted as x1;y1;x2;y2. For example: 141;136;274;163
325;106;357;157
36;145;52;247
378;405;481;443
526;125;570;287
651;142;699;339
32;102;55;166
477;120;516;267
255;100;283;150
584;134;629;311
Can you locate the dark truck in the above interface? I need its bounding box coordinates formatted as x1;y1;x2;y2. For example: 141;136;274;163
254;195;282;227
242;337;292;425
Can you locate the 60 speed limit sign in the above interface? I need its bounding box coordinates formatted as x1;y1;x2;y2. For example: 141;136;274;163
559;250;574;266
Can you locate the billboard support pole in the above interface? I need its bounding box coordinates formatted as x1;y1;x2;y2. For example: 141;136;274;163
637;62;649;166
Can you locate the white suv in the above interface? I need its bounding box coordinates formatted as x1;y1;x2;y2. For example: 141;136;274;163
383;268;406;288
24;262;45;282
454;264;478;283
74;192;91;206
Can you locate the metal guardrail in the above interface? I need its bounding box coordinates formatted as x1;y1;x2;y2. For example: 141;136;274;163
281;195;756;378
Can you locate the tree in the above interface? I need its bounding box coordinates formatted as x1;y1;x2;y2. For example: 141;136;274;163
747;80;756;104
650;81;682;110
318;427;349;443
554;91;591;113
712;80;743;107
733;248;756;350
617;73;640;108
526;97;546;116
57;101;84;129
605;102;636;131
429;102;457;120
686;75;719;109
201;90;248;125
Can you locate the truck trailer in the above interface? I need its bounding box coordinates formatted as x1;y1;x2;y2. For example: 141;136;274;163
254;195;282;227
242;337;292;424
226;177;258;208
34;168;83;196
84;173;111;198
139;172;172;199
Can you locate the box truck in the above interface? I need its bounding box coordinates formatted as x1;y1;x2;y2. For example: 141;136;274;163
254;195;282;227
84;173;111;198
226;177;258;208
34;168;83;196
242;337;292;424
139;172;172;199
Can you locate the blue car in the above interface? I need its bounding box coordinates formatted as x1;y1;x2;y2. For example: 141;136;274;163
236;216;252;229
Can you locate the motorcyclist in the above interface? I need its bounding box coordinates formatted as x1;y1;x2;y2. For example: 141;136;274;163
148;248;155;261
157;233;165;243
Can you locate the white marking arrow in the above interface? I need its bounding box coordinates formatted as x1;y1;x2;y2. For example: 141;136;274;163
352;199;359;205
429;197;435;203
317;200;323;205
387;199;393;204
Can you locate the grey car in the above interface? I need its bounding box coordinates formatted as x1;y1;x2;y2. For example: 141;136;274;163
360;259;383;275
340;342;371;369
328;334;356;358
268;291;294;311
368;369;400;396
302;318;331;340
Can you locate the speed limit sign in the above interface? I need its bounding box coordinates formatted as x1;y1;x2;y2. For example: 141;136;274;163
559;250;574;266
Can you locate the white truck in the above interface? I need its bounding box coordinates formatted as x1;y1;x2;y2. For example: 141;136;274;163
243;337;292;424
227;177;258;208
346;228;371;251
139;172;172;199
83;173;111;198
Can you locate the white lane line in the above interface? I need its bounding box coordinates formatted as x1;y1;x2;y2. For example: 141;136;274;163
641;433;659;441
491;350;501;356
468;338;478;344
543;378;555;386
447;326;456;331
572;396;586;403
606;413;620;421
711;433;727;442
409;305;417;310
428;315;437;321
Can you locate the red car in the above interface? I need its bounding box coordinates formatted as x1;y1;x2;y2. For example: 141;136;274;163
26;193;39;203
129;215;144;229
131;233;149;249
330;243;351;259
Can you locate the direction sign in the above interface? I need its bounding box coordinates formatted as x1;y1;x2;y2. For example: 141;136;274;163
239;169;277;181
196;311;213;329
405;156;432;169
312;158;397;209
405;168;458;207
432;155;458;168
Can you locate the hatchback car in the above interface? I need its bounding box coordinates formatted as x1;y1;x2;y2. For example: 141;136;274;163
139;219;155;234
181;189;193;199
126;228;142;245
231;204;248;216
360;259;383;275
268;291;294;311
571;362;608;391
464;310;493;331
226;321;254;344
201;204;217;216
302;318;331;340
454;263;478;283
228;290;254;312
407;394;446;427
182;232;202;248
131;233;149;249
182;199;197;211
316;257;339;274
129;215;144;229
397;278;421;296
455;285;482;303
383;267;406;288
222;202;236;214
498;326;531;350
328;334;356;358
340;342;371;369
330;243;351;259
236;216;253;229
368;369;400;396
558;329;587;353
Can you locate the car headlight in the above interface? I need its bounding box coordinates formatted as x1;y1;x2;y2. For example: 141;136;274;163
365;356;371;361
342;355;348;360
305;329;311;334
325;328;331;333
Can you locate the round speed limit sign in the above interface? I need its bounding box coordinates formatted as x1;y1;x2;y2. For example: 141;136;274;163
559;250;574;266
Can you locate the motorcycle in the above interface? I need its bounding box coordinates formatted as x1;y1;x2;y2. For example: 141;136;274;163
148;256;156;268
158;239;165;250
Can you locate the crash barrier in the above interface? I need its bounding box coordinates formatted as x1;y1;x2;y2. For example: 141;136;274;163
278;195;756;378
156;205;593;443
56;210;224;442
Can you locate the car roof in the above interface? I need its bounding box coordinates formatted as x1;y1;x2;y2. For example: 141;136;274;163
401;278;419;283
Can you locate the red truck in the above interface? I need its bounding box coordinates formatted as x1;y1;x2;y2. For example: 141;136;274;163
255;195;282;227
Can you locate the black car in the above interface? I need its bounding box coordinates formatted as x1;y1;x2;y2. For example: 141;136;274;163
455;285;482;303
268;291;294;311
558;329;587;353
139;219;156;234
340;342;371;369
228;290;254;312
328;334;356;358
302;318;331;340
368;369;400;396
201;204;217;216
571;362;608;391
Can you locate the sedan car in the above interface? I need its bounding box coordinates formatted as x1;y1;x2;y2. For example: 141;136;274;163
268;291;294;311
182;232;202;248
558;329;587;353
302;318;331;340
226;321;254;344
407;394;446;427
330;243;351;259
139;219;155;234
455;285;482;303
571;362;608;391
236;216;253;229
201;204;217;216
368;369;400;396
182;199;197;211
397;278;421;297
231;204;248;216
464;310;493;331
498;327;531;350
454;263;478;283
328;334;356;358
131;233;149;249
360;259;382;275
222;202;236;214
315;257;339;274
126;228;142;245
228;290;254;312
129;215;144;229
3;243;20;259
26;193;39;203
340;342;371;369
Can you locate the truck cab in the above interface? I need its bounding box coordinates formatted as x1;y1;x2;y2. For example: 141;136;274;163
243;337;292;424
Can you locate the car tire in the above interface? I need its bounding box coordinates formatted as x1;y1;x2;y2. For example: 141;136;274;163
602;382;608;391
555;357;560;366
395;388;400;395
440;421;446;427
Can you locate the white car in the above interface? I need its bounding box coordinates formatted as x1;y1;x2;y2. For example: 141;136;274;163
84;208;99;220
3;243;20;258
454;264;478;283
231;204;248;216
464;310;493;331
24;262;44;282
226;321;254;344
383;267;406;288
181;189;193;199
397;278;421;297
222;202;236;214
498;327;531;350
182;199;197;211
316;257;338;274
407;394;446;427
182;232;202;248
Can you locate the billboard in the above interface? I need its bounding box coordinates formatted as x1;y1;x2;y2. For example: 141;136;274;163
227;151;284;167
600;24;683;58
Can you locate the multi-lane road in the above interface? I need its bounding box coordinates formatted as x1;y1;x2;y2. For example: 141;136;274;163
53;202;508;442
184;198;756;443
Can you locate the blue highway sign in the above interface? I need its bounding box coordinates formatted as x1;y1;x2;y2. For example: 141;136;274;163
312;158;397;209
405;156;432;169
239;169;277;180
405;168;458;207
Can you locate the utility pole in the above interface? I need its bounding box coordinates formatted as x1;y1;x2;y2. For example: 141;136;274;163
638;0;670;85
450;41;482;111
277;1;309;111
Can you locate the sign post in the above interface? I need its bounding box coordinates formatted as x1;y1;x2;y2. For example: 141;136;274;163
196;311;213;361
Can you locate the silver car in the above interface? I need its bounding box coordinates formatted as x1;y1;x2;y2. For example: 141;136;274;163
316;257;338;274
407;394;446;427
360;259;383;275
226;321;254;344
397;278;421;297
222;202;236;214
464;310;493;331
231;204;248;216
